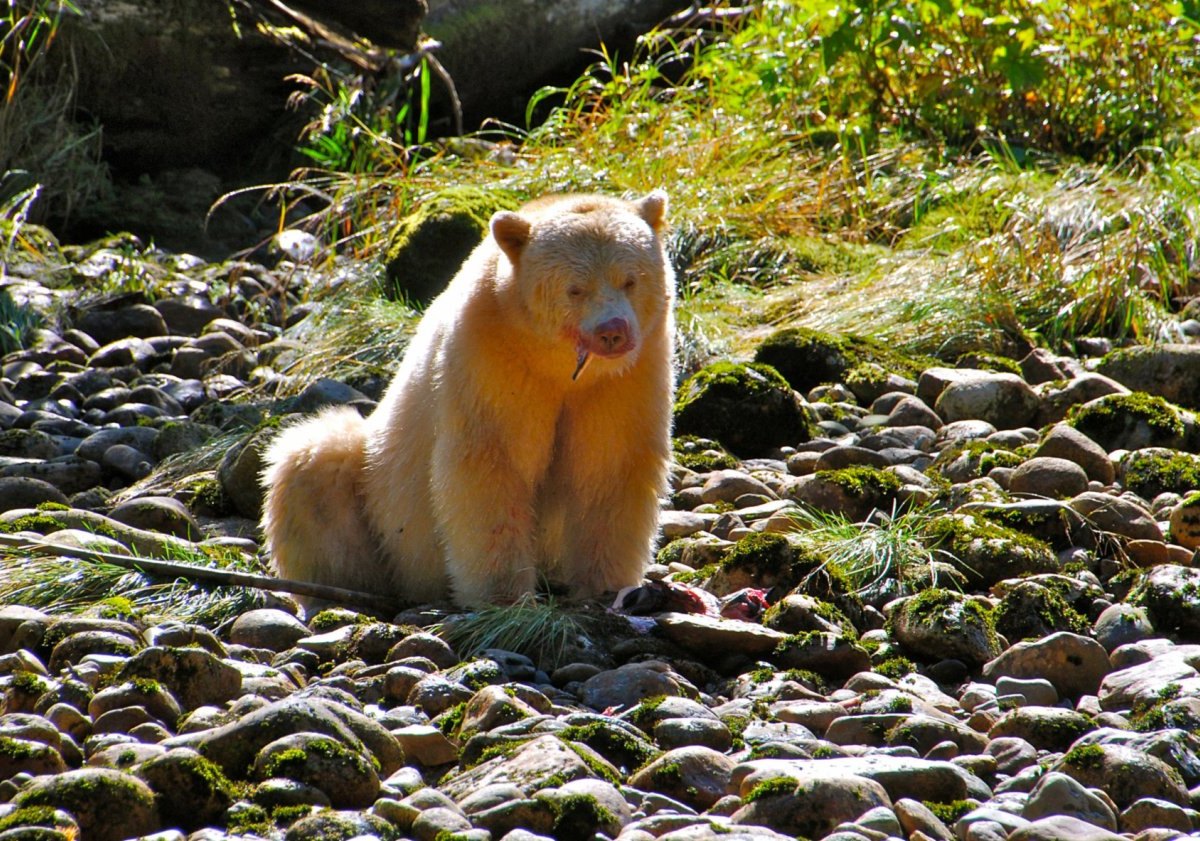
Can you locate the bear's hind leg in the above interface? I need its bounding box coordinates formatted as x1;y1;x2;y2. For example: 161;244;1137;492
261;406;380;597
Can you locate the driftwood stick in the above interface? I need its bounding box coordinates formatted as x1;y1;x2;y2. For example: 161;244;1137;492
0;534;401;614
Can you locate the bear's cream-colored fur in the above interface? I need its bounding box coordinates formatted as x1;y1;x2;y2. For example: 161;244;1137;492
261;191;675;606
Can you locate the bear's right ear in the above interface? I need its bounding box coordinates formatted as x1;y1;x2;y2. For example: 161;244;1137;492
636;190;668;232
491;211;531;264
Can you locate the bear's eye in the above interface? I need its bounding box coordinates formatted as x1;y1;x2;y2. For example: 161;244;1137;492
567;286;585;299
623;276;637;292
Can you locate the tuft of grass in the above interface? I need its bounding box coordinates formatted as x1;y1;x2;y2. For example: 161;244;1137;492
783;156;1200;356
434;594;588;670
787;502;960;596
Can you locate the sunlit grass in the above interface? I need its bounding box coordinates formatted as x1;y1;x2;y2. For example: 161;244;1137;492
0;540;267;626
435;594;589;670
788;502;964;597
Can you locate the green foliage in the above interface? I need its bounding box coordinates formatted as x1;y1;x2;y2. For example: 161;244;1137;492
0;286;42;354
806;0;1199;158
435;594;586;670
291;52;437;173
1;0;108;226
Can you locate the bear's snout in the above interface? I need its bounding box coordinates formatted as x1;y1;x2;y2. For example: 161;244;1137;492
592;317;632;356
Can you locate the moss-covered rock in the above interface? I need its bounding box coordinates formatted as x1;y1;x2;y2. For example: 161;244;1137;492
673;361;815;457
252;733;380;809
887;588;1002;667
1128;564;1200;637
708;533;805;595
955;352;1023;375
136;748;237;832
1169;490;1200;550
672;435;738;472
385;191;516;305
993;580;1090;642
926;513;1059;588
968;500;1093;551
790;466;903;522
1052;742;1188;809
1066;392;1190;452
931;440;1029;483
988;707;1096;753
217;425;277;520
283;809;399;841
753;326;929;394
771;631;871;679
559;719;660;776
1119;448;1200;500
15;768;160;841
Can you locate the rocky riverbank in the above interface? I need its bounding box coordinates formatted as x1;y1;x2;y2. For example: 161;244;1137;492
6;230;1200;840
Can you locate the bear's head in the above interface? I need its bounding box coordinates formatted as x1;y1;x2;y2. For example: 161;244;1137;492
490;191;674;380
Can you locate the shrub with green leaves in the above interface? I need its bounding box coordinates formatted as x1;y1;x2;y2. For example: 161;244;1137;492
803;0;1199;159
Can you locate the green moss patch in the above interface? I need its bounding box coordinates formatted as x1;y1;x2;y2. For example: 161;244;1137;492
673;361;815;457
925;513;1058;587
994;582;1090;641
384;190;516;305
875;656;915;679
753;326;931;393
1066;391;1187;450
744;776;799;802
1061;743;1105;770
672;435;739;472
816;465;902;499
1121;449;1200;499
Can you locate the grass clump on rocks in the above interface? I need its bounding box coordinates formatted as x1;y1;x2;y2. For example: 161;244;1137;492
436;594;587;671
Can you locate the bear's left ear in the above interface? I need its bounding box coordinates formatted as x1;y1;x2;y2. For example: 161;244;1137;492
635;190;668;232
491;211;531;264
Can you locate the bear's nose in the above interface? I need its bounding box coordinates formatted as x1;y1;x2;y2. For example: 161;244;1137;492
594;318;630;354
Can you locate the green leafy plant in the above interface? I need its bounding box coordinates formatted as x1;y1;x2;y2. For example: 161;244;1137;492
290;56;433;173
1;0;107;226
1;0;79;104
806;0;1200;159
